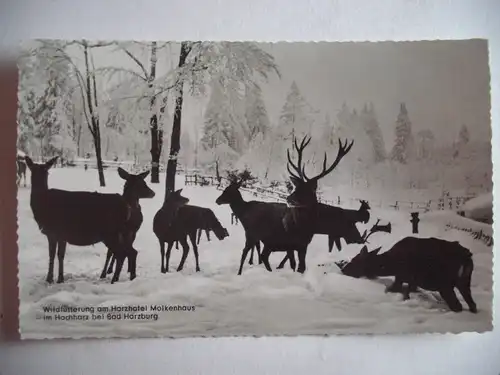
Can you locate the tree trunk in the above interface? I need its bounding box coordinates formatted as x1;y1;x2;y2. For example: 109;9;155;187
83;41;106;187
94;124;106;187
148;41;162;183
164;42;190;199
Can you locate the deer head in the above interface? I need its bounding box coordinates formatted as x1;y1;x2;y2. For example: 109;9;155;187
165;188;190;206
118;167;156;200
337;245;382;279
215;179;243;205
286;136;354;208
25;156;58;192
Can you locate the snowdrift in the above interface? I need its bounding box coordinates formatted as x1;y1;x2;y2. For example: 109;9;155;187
459;192;493;224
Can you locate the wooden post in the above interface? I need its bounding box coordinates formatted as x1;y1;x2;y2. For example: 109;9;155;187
410;212;420;234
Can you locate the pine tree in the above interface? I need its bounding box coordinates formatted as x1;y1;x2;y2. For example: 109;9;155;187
278;81;312;140
390;102;415;164
362;102;386;163
244;84;270;144
416;129;435;160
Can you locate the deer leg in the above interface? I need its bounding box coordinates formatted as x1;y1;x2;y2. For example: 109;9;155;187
237;243;253;275
100;248;113;278
159;240;166;273
335;238;342;252
107;255;115;274
175;240;179;250
177;237;190;272
206;230;210;242
296;248;307;274
328;236;334;253
457;266;477;313
276;253;289;269
197;229;202;245
288;251;296;271
126;233;137;274
256;242;262;264
249;244;255;265
189;232;201;272
439;288;463;312
261;246;273;272
128;248;138;281
46;237;57;284
110;252;126;284
56;241;67;284
165;242;174;273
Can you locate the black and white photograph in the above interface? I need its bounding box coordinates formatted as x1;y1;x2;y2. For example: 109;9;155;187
15;39;493;339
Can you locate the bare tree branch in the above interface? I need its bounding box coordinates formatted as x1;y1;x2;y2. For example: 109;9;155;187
121;47;149;80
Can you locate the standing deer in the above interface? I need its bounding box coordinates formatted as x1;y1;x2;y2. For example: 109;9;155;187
100;168;156;279
25;156;155;284
153;190;229;273
216;136;354;275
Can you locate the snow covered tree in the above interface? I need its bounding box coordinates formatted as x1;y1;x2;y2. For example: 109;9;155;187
244;83;270;145
362;102;386;163
149;41;280;196
278;81;312;140
201;76;240;154
17;40;76;161
416;129;435;160
390;102;415;164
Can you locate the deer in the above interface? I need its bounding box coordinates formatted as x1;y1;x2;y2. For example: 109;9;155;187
153;189;229;273
24;156;155;284
216;136;354;275
100;168;156;279
336;237;478;313
16;155;27;187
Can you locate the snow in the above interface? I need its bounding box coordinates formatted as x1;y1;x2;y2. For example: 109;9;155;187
17;167;493;339
459;192;493;224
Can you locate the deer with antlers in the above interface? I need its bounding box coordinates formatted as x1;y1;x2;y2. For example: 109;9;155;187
216;136;354;274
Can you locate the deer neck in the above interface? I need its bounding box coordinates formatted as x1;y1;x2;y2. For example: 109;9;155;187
30;179;49;202
122;192;141;211
229;191;247;217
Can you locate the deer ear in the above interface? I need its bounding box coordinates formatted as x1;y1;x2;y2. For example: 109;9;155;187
118;167;130;180
138;170;150;179
25;156;34;169
45;156;58;169
175;189;183;195
360;246;368;255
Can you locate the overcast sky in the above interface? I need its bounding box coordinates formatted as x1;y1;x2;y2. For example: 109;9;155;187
67;39;491;148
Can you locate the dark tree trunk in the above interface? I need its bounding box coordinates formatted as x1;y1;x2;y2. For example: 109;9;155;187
94;126;105;186
148;42;162;183
83;41;105;187
164;42;191;199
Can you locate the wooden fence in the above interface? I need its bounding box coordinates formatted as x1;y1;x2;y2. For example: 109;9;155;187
184;173;477;213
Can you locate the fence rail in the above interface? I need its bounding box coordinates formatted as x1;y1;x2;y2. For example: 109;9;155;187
184;173;477;213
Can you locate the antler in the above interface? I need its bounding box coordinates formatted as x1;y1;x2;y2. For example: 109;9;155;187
361;219;392;243
286;135;312;181
361;219;380;243
308;138;354;182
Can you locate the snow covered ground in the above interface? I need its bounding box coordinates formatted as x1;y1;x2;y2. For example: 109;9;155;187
17;167;493;339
